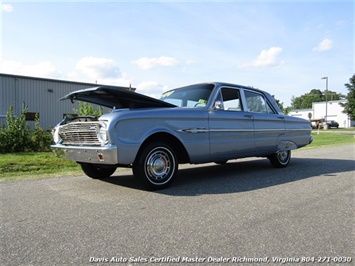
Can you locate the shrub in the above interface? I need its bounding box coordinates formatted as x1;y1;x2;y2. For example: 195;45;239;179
0;104;32;153
0;104;53;153
73;101;103;117
29;114;52;152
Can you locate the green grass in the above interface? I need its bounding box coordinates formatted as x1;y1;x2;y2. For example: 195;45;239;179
307;130;355;149
1;131;354;181
0;152;81;181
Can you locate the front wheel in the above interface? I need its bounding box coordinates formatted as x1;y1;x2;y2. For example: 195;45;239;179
80;163;117;179
133;142;178;190
268;150;291;168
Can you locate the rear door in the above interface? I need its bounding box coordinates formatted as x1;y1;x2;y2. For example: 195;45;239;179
243;90;285;155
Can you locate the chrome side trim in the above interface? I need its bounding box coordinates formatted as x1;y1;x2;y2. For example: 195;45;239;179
177;128;309;133
177;128;208;133
210;128;254;132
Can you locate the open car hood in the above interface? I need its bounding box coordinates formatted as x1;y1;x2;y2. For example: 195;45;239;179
59;86;176;109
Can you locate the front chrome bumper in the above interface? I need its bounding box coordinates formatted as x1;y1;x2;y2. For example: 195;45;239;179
51;144;118;165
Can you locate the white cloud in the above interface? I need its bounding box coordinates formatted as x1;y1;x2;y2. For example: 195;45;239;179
2;4;13;12
133;56;179;70
1;60;61;78
69;56;131;86
185;59;196;65
75;56;120;79
1;57;129;87
240;47;283;68
136;81;168;98
312;38;333;52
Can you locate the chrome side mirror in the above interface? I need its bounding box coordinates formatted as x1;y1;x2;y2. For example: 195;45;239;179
214;101;223;110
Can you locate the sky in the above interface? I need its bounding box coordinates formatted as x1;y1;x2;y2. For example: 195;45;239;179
1;0;354;107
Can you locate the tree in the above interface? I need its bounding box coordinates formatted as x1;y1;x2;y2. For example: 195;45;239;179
341;74;355;120
272;95;285;113
291;89;345;109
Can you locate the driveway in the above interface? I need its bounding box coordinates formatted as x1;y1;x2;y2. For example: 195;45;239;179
1;145;354;265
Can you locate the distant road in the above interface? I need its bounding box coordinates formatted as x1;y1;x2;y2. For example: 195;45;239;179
1;145;354;265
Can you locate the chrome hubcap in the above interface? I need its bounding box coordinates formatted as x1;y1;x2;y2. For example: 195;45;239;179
278;151;289;163
145;148;174;183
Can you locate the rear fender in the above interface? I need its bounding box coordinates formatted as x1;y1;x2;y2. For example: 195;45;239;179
276;140;298;152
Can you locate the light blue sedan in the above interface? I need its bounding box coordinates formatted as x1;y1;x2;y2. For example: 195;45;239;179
51;82;313;190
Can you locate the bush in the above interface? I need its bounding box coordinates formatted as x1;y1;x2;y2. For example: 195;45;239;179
29;114;53;152
73;101;103;117
0;104;31;153
0;104;53;153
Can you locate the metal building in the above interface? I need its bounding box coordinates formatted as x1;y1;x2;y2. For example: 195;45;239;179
0;73;133;130
289;100;355;128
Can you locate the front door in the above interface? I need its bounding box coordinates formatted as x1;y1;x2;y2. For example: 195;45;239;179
209;87;255;160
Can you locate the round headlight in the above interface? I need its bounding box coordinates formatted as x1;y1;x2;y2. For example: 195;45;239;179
97;122;108;145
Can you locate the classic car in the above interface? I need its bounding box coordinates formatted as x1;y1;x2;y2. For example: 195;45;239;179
51;82;313;190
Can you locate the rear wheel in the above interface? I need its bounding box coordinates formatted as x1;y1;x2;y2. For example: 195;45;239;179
268;150;291;168
80;163;117;179
133;142;178;190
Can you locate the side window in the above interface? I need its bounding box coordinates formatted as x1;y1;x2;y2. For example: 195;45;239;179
220;88;243;111
245;91;274;114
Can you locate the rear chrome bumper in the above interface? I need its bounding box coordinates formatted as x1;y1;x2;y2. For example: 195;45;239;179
309;136;314;144
51;144;118;165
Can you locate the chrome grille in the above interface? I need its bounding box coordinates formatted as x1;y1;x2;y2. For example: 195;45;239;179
59;122;101;146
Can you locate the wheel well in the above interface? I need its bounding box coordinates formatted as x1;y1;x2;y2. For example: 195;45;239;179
138;132;190;164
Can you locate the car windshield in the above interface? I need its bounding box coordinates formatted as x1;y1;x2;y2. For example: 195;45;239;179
160;84;214;107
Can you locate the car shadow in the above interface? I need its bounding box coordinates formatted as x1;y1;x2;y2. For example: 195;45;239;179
99;157;355;196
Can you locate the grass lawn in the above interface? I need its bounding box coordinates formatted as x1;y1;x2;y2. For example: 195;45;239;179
0;152;81;181
1;130;354;181
307;130;355;148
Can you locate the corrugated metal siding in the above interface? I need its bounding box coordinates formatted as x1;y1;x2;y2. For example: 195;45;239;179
1;75;16;115
1;75;17;126
0;74;114;130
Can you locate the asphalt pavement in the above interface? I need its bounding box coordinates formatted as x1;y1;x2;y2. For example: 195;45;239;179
1;144;354;265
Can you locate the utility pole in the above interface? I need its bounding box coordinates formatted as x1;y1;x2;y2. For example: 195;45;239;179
321;76;328;129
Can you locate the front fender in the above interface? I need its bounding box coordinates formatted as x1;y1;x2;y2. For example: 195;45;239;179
111;116;210;164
